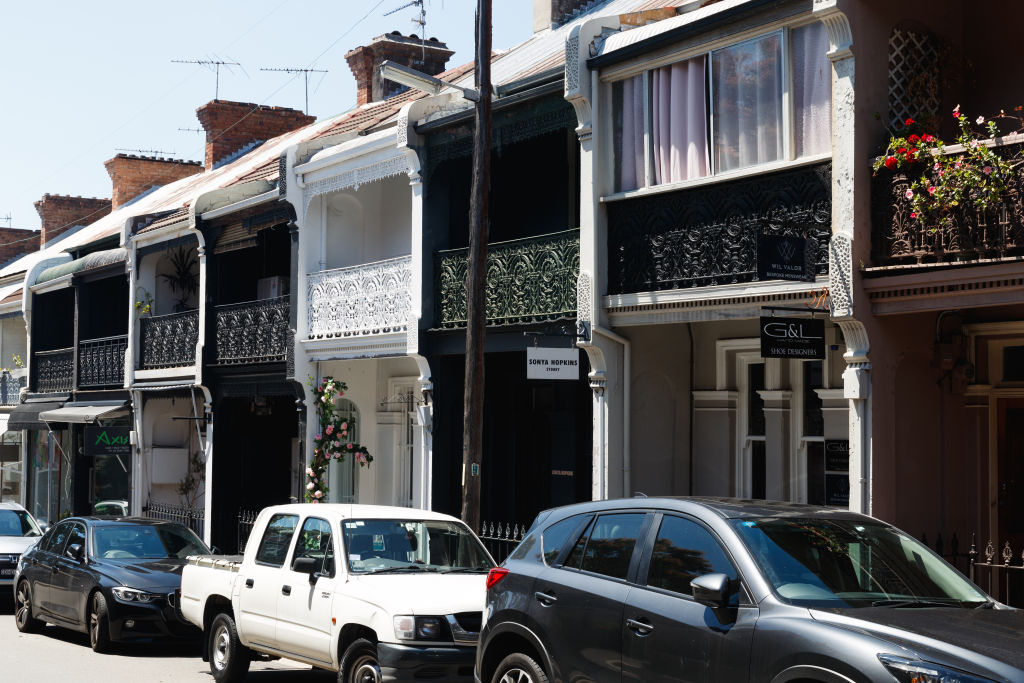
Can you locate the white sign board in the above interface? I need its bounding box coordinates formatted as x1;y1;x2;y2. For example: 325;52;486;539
527;347;580;380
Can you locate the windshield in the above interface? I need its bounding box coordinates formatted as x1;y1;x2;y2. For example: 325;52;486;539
731;517;989;608
0;509;42;537
92;524;210;560
342;518;494;574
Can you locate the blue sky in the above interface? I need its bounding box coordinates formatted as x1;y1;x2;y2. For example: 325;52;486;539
0;1;533;232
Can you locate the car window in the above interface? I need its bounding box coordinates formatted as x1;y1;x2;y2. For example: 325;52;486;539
646;515;740;601
0;509;41;537
255;514;299;567
542;515;589;566
564;517;595;569
579;513;647;580
64;524;87;559
292;517;335;577
41;521;73;555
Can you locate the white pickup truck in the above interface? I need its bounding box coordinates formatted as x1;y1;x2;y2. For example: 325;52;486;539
179;503;495;683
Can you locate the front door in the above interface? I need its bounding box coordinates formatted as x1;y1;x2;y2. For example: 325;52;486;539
997;399;1024;604
275;516;337;664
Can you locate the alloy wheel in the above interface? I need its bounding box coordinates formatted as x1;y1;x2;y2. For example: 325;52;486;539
15;584;31;629
499;670;535;683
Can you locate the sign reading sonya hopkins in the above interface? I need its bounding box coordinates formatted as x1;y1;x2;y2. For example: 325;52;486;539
757;233;816;282
527;347;580;380
84;426;131;458
760;316;826;360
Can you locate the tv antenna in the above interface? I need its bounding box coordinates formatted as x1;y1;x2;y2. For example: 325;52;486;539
384;0;427;59
115;148;176;157
1;213;11;228
259;67;328;114
178;127;204;135
172;58;241;99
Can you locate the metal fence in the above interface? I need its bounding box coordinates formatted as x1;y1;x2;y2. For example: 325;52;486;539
143;501;204;536
479;521;527;563
237;508;259;553
969;537;1024;608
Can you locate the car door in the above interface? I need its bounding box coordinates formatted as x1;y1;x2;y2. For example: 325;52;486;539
236;512;299;649
529;512;650;683
275;516;338;664
49;522;91;626
621;513;757;683
32;521;73;619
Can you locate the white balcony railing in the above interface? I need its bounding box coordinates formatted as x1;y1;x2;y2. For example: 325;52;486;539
307;255;413;339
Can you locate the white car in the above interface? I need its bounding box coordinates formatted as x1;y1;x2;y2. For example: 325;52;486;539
0;502;43;593
179;503;495;683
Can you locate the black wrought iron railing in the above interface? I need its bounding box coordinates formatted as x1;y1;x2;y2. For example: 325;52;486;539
33;347;73;394
78;335;127;388
144;501;205;537
214;296;289;365
479;521;527;564
237;508;259;553
435;230;579;328
0;370;26;405
139;309;199;370
969;536;1024;608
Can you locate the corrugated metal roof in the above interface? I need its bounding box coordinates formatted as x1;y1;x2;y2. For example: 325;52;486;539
35;247;126;285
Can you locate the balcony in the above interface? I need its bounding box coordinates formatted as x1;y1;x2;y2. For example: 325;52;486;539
215;296;289;364
139;309;199;370
34;348;73;394
606;163;831;295
78;335;128;388
871;142;1024;267
0;370;26;405
434;230;579;328
307;256;412;339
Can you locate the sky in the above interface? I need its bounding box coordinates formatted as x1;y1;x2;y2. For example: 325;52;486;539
0;1;534;233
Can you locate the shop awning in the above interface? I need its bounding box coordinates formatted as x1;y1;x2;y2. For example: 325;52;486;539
7;401;64;430
39;401;129;424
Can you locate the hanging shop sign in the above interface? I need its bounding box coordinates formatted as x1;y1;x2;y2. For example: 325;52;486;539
527;347;580;380
757;233;816;282
84;426;131;458
760;316;826;360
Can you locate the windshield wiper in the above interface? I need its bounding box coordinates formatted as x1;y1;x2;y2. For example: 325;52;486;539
972;600;996;609
870;599;960;608
439;566;490;574
363;565;438;574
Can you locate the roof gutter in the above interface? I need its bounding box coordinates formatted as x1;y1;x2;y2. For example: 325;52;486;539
200;187;278;221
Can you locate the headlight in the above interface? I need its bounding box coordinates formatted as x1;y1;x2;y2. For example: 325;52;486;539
878;654;997;683
111;587;161;604
393;615;446;641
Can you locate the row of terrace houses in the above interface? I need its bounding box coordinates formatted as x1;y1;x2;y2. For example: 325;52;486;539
2;0;1020;568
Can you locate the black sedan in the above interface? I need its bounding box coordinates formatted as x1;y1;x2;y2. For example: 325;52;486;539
12;516;210;652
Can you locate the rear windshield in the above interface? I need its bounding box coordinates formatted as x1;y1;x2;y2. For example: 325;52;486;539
342;518;493;575
0;509;41;537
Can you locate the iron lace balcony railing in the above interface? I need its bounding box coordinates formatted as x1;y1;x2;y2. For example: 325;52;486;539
434;230;579;328
0;370;26;405
139;309;199;370
215;296;289;364
34;347;73;394
307;255;412;339
78;335;128;388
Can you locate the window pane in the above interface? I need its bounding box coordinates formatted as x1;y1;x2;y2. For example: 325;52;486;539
256;514;299;567
542;515;587;566
752;441;767;500
647;515;739;601
65;524;86;556
803;360;824;437
792;22;831;157
806;441;825;505
613;75;645;192
580;513;646;580
748;363;765;436
712;33;783;172
564;517;594;569
293;517;334;576
43;522;72;554
651;57;709;184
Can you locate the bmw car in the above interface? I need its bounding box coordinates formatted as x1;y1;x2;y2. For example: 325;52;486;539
0;502;43;594
13;516;210;652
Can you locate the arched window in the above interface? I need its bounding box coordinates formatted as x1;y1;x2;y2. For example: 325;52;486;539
330;398;360;503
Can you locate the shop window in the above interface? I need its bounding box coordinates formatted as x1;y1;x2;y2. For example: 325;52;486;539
803;361;825;437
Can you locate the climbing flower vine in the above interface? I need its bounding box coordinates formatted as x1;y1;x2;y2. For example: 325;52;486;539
306;376;373;503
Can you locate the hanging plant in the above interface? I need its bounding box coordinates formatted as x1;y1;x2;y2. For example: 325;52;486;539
306;376;373;503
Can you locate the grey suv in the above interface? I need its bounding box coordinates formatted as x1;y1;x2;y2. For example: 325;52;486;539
475;498;1024;683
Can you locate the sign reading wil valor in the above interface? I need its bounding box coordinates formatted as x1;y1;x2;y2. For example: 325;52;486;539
760;316;826;360
84;426;131;458
757;233;816;282
527;347;580;380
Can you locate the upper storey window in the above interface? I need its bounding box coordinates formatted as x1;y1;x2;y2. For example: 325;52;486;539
612;21;831;193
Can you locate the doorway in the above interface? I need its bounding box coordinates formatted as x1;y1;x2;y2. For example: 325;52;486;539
997;398;1024;550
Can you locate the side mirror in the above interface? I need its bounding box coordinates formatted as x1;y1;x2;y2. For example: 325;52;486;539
691;572;731;609
66;543;85;563
292;556;320;583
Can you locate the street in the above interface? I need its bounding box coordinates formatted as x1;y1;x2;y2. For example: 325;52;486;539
0;596;334;683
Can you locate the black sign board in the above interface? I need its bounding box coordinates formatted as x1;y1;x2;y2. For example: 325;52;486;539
825;473;850;507
84;426;131;458
757;233;815;282
825;440;850;472
760;316;826;359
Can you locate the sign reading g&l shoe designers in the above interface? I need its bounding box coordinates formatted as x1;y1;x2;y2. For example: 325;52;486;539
84;426;131;458
760;316;825;359
527;347;580;380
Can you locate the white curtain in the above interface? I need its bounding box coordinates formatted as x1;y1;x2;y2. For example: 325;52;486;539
652;56;709;184
792;22;832;157
615;75;645;192
712;34;783;173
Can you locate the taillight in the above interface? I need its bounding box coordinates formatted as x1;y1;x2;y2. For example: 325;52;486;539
486;567;510;590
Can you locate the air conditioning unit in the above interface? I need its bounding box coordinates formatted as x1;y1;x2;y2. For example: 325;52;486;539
257;276;288;300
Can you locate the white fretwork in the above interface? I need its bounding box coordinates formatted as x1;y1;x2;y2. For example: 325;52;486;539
302;153;412;213
307;255;413;339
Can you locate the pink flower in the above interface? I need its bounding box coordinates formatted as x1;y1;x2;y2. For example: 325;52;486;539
347;443;354;450
928;186;936;194
305;467;314;476
910;212;917;218
311;499;320;504
954;162;962;169
340;422;348;430
953;105;961;118
983;166;993;175
933;162;941;171
306;482;315;490
321;395;328;403
326;425;334;435
977;116;985;125
313;490;323;499
341;431;348;438
315;434;322;441
905;189;914;200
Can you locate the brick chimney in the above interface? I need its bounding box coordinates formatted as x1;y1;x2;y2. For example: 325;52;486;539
345;32;454;106
33;194;112;245
533;0;598;32
104;154;203;209
0;228;41;265
196;100;316;171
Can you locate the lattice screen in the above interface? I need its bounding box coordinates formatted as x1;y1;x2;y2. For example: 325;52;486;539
888;28;943;129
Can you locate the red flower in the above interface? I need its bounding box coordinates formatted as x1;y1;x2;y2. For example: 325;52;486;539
922;133;934;143
884;156;897;169
905;118;915;125
908;134;921;144
897;147;908;156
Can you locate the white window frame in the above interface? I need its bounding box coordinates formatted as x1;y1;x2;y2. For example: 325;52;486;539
736;351;765;499
384;377;419;509
330;398;361;504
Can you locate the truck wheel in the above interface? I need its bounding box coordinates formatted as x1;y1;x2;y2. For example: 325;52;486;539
15;580;43;633
89;592;113;653
209;612;251;683
492;652;549;683
339;638;381;683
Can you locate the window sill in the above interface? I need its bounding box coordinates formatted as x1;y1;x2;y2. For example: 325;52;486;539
600;153;832;204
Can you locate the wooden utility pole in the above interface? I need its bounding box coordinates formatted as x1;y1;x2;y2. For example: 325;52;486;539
461;0;491;533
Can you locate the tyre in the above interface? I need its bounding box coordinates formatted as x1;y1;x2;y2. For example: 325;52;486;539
339;637;381;683
88;591;113;653
209;612;251;683
14;580;43;633
491;652;549;683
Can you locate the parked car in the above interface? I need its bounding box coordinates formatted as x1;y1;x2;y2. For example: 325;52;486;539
476;497;1024;683
179;503;495;683
1;502;43;595
92;500;129;517
13;516;209;652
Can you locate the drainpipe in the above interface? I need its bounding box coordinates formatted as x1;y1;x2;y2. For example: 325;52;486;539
591;326;630;497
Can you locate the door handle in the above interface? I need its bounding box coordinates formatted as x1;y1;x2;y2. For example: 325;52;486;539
281;585;291;596
626;618;654;636
534;591;557;606
245;578;254;588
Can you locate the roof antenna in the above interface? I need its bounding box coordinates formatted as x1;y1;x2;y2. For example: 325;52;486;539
114;148;177;157
259;67;329;115
1;213;11;228
384;0;427;60
172;58;242;99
